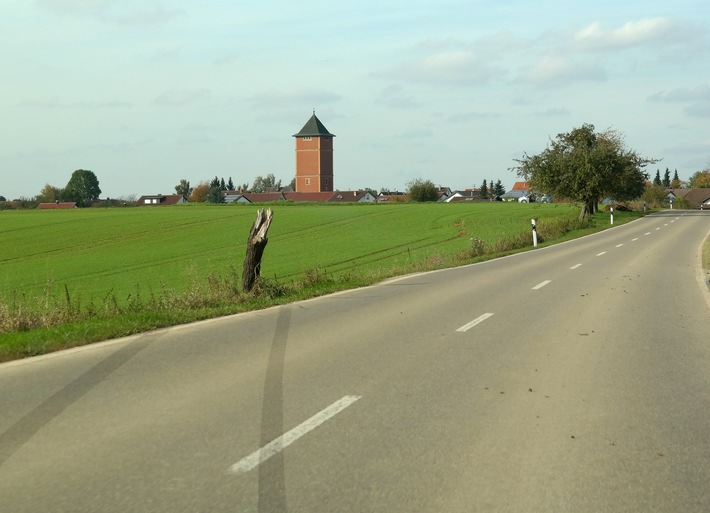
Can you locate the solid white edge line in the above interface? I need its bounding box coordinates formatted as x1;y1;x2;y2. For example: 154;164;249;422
456;313;494;333
532;280;551;290
228;395;361;474
570;264;582;269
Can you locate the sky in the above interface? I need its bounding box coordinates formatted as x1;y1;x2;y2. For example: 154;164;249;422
1;0;709;200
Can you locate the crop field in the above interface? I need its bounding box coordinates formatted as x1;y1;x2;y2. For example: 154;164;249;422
1;202;580;304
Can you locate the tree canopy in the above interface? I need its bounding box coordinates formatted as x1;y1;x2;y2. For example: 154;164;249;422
252;173;280;193
688;169;710;188
62;169;101;207
406;178;438;202
513;124;656;218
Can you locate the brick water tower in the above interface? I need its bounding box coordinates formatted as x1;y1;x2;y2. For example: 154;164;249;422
293;112;335;192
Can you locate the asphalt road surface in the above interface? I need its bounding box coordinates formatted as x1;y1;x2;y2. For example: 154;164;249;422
1;210;709;512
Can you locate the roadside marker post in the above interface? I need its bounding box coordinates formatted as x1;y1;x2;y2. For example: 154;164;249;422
610;207;614;225
532;218;538;247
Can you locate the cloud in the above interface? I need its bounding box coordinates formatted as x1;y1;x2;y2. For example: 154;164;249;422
533;107;571;117
447;111;502;123
377;50;507;87
18;97;132;109
685;103;710;118
153;88;211;106
648;85;710;102
574;18;690;51
520;55;606;87
375;85;421;109
648;85;710;118
247;89;342;108
37;0;182;24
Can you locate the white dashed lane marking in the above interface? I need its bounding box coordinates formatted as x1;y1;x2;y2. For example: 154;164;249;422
228;395;361;474
456;313;494;333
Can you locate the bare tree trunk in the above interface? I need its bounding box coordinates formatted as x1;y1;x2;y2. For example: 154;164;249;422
242;208;274;292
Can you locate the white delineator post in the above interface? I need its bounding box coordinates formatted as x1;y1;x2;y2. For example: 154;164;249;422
610;207;614;225
532;218;538;247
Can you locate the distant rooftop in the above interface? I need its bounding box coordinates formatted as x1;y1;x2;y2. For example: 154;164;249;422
293;112;335;138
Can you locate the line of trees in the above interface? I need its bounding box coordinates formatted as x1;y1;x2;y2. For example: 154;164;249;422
176;173;287;203
35;169;102;208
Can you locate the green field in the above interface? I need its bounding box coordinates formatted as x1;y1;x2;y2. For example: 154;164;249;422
0;202;582;302
1;201;638;360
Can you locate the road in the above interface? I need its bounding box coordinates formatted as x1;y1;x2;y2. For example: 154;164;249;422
1;210;709;512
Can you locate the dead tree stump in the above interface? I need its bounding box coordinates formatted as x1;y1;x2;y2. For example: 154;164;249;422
242;208;274;292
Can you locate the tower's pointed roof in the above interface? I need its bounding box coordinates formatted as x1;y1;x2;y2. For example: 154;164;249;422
293;112;335;137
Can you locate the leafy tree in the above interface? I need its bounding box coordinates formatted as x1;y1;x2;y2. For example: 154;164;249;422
189;182;210;202
252;173;280;193
662;167;671;187
480;179;488;199
175;179;192;197
0;195;6;202
406;178;438;202
642;183;668;209
688;169;710;188
37;183;62;203
62;169;101;207
513;124;655;219
653;169;662;186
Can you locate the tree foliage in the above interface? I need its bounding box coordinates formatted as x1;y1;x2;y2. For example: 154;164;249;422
406;178;438;202
653;169;662;186
37;184;62;203
670;169;681;189
175;179;192;197
688;169;710;188
206;186;225;203
513;124;656;218
252;173;280;193
189;182;210;202
62;169;101;207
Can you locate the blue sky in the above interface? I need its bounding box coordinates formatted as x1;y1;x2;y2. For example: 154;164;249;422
2;0;709;200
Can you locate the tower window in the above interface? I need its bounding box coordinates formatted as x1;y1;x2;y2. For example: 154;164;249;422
303;136;312;141
305;178;311;185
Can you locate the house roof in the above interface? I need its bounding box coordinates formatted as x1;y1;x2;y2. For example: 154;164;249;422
37;202;77;209
671;188;710;206
240;192;286;203
136;194;187;205
284;192;334;202
327;191;374;203
292;112;335;138
511;182;530;191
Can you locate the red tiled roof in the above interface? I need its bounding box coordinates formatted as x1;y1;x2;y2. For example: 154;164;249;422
239;192;285;203
511;182;530;191
284;192;334;202
37;202;77;209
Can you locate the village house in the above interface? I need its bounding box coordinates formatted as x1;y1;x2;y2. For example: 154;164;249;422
136;194;188;206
